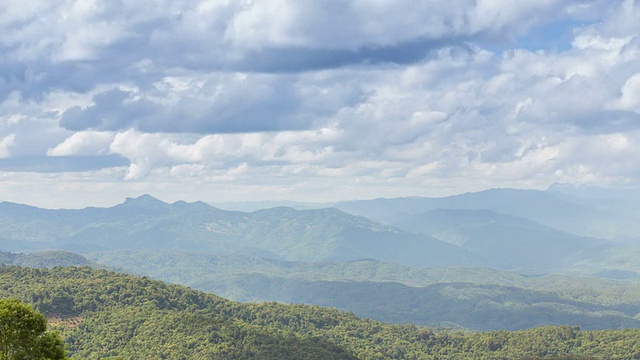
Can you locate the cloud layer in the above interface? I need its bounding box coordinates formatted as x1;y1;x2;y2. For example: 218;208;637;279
1;0;639;207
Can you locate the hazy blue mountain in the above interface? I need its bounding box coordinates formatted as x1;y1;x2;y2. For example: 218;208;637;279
0;195;473;267
3;193;637;271
1;195;251;254
225;206;475;265
336;188;594;223
209;200;330;212
335;188;640;240
547;182;640;201
387;209;612;272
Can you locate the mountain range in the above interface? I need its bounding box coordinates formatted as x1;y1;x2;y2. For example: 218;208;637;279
4;187;640;331
1;190;626;272
1;195;472;267
335;188;640;241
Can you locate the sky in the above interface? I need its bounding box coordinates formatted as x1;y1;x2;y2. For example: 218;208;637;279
1;0;640;208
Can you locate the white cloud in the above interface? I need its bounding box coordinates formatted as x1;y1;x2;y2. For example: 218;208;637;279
609;73;640;113
0;134;16;158
47;131;116;156
2;0;640;206
225;0;576;50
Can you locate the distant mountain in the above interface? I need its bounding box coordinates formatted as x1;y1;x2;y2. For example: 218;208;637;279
336;188;592;223
3;192;637;271
386;209;611;272
209;200;330;212
0;195;473;267
335;188;640;240
1;195;248;254
547;182;640;201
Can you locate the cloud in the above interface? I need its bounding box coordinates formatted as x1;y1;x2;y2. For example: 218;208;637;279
105;126;342;179
0;134;15;158
3;0;640;207
58;72;366;133
610;73;640;113
0;0;588;83
224;0;577;50
47;130;116;156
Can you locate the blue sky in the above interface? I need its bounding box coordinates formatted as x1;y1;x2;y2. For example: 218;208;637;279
1;0;640;208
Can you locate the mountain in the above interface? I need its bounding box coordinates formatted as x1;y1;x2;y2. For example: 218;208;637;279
209;199;330;212
0;265;355;359
3;265;640;359
335;188;640;240
2;193;638;273
88;249;640;331
386;209;611;272
547;182;640;201
0;249;90;268
2;195;247;254
0;195;473;267
215;275;640;331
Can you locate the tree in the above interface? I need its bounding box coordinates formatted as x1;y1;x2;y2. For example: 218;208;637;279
0;298;66;360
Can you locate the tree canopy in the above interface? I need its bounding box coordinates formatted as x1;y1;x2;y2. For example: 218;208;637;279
0;298;66;360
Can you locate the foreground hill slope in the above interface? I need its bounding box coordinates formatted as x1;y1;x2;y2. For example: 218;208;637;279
2;266;640;359
0;266;355;359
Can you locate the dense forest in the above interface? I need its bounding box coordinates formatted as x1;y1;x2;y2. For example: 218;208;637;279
2;265;640;359
88;249;640;331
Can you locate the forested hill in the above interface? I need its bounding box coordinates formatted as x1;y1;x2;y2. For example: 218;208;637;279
0;250;90;268
2;266;640;359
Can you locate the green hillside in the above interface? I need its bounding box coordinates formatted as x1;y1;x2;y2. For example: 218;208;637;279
2;266;640;359
0;266;354;359
0;250;90;268
89;250;640;331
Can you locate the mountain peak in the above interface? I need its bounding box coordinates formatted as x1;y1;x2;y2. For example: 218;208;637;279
121;194;167;207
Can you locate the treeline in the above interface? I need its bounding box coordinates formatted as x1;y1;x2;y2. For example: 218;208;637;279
1;265;640;359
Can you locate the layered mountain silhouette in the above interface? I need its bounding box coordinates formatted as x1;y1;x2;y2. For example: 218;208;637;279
335;188;640;240
0;195;472;267
1;191;634;273
5;189;640;331
386;208;611;271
